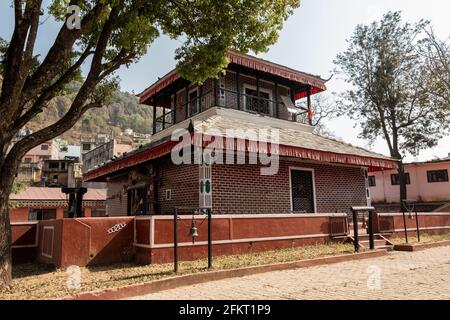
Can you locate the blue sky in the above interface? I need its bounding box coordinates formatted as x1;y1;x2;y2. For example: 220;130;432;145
1;0;449;161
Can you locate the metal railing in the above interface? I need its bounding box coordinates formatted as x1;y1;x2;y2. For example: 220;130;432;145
153;87;310;134
350;206;376;252
154;109;175;133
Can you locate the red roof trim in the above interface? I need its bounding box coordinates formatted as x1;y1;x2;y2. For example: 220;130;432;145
138;70;180;105
138;52;327;105
195;134;396;170
84;135;396;182
294;86;323;100
83;140;179;182
226;52;326;94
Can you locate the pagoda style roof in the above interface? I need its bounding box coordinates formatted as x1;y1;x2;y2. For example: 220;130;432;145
83;107;396;182
138;51;327;105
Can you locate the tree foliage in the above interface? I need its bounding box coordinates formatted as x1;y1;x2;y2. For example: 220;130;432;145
0;0;300;289
334;11;450;159
0;0;300;163
417;26;450;109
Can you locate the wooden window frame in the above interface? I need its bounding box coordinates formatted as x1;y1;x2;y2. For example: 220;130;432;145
427;169;449;183
390;173;411;185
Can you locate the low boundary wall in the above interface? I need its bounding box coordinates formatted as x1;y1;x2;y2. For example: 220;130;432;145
377;212;450;238
11;212;450;267
11;221;39;264
134;213;348;264
32;217;134;267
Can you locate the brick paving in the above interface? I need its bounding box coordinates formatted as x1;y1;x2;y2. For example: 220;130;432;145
129;246;450;300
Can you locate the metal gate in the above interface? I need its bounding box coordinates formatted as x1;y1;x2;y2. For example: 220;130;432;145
291;169;315;213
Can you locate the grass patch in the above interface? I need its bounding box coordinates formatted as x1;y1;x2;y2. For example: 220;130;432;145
391;232;450;245
0;242;355;300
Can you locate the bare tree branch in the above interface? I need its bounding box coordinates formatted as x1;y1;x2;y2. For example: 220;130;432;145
12;45;95;133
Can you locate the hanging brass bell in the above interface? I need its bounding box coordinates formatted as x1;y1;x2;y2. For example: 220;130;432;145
189;221;199;243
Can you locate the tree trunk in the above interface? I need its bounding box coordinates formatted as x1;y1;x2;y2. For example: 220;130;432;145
398;160;408;212
0;183;13;290
0;158;17;289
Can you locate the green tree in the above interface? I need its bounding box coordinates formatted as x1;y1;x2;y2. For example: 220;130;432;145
0;0;299;288
417;26;450;107
334;11;450;208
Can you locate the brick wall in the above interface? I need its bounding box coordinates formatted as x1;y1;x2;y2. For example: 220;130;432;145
155;156;367;214
105;157;367;215
211;158;367;213
156;156;199;214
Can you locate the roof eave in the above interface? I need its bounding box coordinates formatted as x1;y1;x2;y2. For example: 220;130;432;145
83;136;396;182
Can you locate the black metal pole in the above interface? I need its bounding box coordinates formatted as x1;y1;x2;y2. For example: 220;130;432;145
75;188;87;217
213;79;218;107
199;85;203;113
236;71;241;110
162;99;166;130
402;209;409;244
68;193;75;218
185;85;189;119
290;86;296;122
174;208;178;273
172;93;177;125
152;98;156;135
207;208;212;269
368;210;374;250
275;83;279;119
352;209;359;253
414;203;420;242
256;76;260;114
307;85;312;126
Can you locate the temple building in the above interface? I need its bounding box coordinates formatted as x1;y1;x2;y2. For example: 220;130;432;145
83;51;396;216
12;53;450;267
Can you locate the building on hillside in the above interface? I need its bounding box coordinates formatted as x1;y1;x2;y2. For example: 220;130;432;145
121;130;152;146
13;139;59;183
59;145;81;160
82;139;134;172
369;157;450;212
40;158;79;187
81;139;97;154
23;140;60;163
84;51;396;217
80;133;113;155
9;187;106;222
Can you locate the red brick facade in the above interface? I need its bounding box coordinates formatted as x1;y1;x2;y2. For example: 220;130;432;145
146;156;367;215
157;157;199;214
211;159;367;213
106;155;368;215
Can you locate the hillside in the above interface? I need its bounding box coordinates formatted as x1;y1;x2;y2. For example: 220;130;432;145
25;84;153;144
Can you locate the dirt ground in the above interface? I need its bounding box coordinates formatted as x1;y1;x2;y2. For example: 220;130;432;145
1;242;354;300
391;232;450;244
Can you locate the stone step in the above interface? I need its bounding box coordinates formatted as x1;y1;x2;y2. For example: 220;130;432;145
349;230;367;236
348;222;365;226
360;239;387;246
376;245;395;251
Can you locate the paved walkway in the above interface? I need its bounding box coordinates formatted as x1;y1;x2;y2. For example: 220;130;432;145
130;246;450;300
